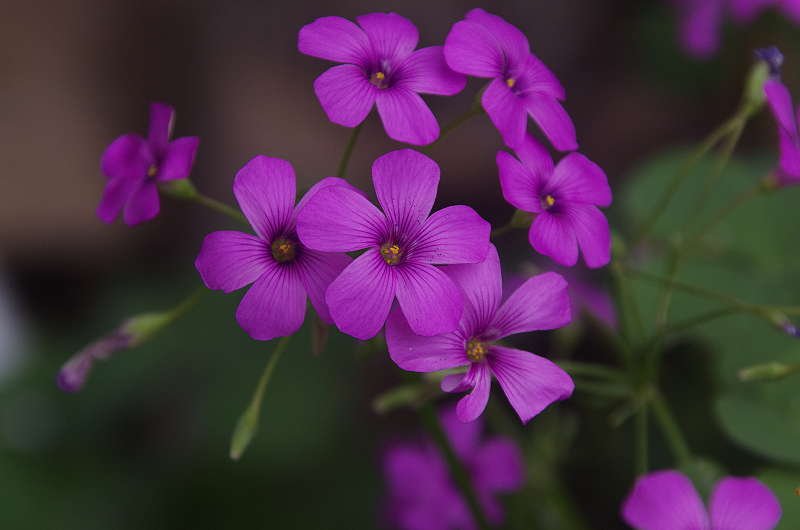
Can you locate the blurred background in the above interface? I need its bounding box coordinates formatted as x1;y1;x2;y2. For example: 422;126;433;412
3;0;800;528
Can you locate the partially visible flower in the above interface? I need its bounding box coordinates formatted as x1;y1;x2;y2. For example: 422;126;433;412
98;103;199;225
298;12;466;146
765;78;800;186
384;405;524;530
387;244;573;423
296;149;490;340
622;469;781;529
195;157;353;340
443;8;577;151
497;134;612;268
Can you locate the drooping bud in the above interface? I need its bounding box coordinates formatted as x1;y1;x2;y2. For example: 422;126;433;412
743;56;770;114
738;361;800;382
755;46;784;80
765;311;800;338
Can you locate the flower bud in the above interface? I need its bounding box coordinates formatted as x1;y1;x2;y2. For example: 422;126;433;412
510;209;534;229
159;178;198;200
738;362;800;382
755;47;783;79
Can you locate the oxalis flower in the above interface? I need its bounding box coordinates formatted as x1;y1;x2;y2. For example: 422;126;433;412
497;134;611;268
765;76;800;186
99;102;199;225
296;149;490;340
386;244;573;423
443;8;577;151
622;469;781;529
195;156;353;341
298;12;466;146
383;405;524;530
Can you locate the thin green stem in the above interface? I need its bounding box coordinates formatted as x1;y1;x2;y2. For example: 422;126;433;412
160;179;249;225
651;390;691;465
336;122;364;178
490;222;514;239
687;183;765;245
635;404;649;476
424;106;484;151
645;307;741;351
420;403;491;530
192;192;248;225
165;287;206;323
557;361;625;381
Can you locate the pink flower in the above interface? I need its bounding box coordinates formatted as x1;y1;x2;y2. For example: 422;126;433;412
765;77;800;186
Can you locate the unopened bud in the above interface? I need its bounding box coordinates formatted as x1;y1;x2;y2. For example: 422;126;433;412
743;60;769;113
510;209;533;229
159;178;198;200
755;47;783;79
739;362;800;382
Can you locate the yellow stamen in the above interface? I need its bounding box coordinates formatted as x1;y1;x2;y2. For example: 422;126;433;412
466;339;488;362
147;165;158;178
375;72;386;80
380;242;403;265
545;195;555;207
271;237;296;262
506;78;516;88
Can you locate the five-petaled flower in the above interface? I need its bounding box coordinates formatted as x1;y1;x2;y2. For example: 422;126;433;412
298;12;466;146
386;244;573;423
296;149;490;340
195;156;353;341
765;76;800;186
497;134;612;268
443;8;577;151
622;469;781;529
98;102;199;225
384;405;524;530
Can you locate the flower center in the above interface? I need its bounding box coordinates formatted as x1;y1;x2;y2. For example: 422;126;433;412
271;237;296;262
541;194;556;210
370;71;389;89
380;242;403;265
147;165;158;178
506;77;516;88
466;339;489;362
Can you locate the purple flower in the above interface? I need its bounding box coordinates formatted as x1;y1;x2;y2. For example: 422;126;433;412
195;157;353;341
98;102;199;225
386;244;573;423
296;149;490;340
298;13;466;146
622;469;781;530
443;8;577;151
765;78;800;186
497;134;612;268
383;405;524;530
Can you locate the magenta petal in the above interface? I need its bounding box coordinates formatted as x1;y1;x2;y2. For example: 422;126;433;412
514;134;555;185
386;305;467;372
101;133;151;179
314;64;377;128
395;261;463;336
147;102;174;155
497;151;542;213
443;20;504;78
158;136;199;181
297;16;370;63
729;0;773;22
483;78;527;148
295;249;351;324
529;211;579;267
442;244;502;336
372;149;439;227
548;153;611;207
519;54;565;100
490;271;571;339
236;261;306;341
453;362;492;422
765;80;797;137
525;95;578;152
473;437;525;492
294;177;366;220
376;88;440;145
195;231;270;293
778;128;800;178
465;9;530;67
412;206;490;265
440;405;483;458
96;174;143;223
709;477;781;530
356;12;419;62
296;185;385;252
398;46;466;96
326;248;396;340
567;204;611;268
123;179;160;225
678;0;723;59
233;156;296;241
622;470;710;530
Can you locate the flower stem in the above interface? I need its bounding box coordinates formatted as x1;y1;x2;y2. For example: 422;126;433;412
686;182;767;245
336;122;364;179
651;390;691;465
489;222;514;239
159;179;248;226
635;403;649;476
192;192;248;225
422;105;484;153
420;403;491;530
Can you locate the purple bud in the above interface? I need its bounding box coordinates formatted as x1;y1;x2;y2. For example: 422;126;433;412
56;330;131;393
782;320;800;338
755;46;784;79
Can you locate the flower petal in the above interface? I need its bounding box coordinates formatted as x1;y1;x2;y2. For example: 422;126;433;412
497;150;542;213
96;174;143;223
622;470;710;530
473;437;525;492
123;179;160;226
297;16;370;64
313;64;377;128
376;88;440;145
295;249;351;324
235;261;306;341
488;346;574;423
396;46;466;95
517;54;565;100
443;19;503;78
412;206;490;265
729;0;773;22
293;177;366;220
524;95;578;152
567;204;611;269
233;155;296;241
326;248;396;340
296;185;385;252
442;244;503;337
451;362;492;423
158;136;199;181
100;133;150;179
465;9;530;68
490;271;571;339
483;78;527;149
372;148;439;228
356;12;418;62
765;79;797;138
386;305;467;372
677;0;723;59
529;211;579;267
778;127;800;179
514;133;555;186
709;477;781;530
546;153;611;207
395;261;463;336
195;231;271;293
147;102;174;156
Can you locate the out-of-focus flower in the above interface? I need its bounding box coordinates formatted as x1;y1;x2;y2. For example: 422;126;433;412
764;77;800;186
195;157;352;341
383;405;524;530
622;469;781;529
387;244;572;423
297;149;490;340
755;46;784;79
497;134;612;268
98;103;199;225
443;8;577;151
298;12;466;146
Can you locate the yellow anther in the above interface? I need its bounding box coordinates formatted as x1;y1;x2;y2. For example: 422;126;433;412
271;237;296;262
375;72;386;80
545;195;555;207
506;78;516;88
147;165;158;178
466;339;489;362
